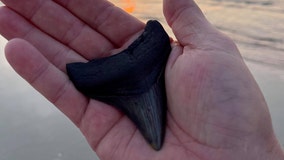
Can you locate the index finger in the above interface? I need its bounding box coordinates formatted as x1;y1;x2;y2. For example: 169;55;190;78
54;0;145;46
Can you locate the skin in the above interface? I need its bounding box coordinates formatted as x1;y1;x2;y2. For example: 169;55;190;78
0;0;283;159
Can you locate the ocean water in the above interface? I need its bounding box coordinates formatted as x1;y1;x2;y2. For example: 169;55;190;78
0;0;283;160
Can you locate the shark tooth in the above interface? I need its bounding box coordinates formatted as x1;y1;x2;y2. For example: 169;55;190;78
66;20;171;150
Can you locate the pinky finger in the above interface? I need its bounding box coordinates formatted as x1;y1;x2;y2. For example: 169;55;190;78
5;38;89;126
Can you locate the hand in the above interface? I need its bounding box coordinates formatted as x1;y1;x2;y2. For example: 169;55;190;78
0;0;283;160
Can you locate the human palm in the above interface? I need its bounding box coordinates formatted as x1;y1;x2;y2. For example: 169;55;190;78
0;0;283;159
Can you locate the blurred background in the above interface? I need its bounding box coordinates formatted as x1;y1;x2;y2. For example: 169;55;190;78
0;0;283;159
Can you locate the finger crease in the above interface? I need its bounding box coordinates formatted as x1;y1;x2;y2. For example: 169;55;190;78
169;5;190;27
52;79;70;105
29;1;48;22
29;63;50;85
124;128;137;153
22;25;35;40
61;21;85;46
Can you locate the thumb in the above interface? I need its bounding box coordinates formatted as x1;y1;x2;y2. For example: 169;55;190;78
163;0;214;47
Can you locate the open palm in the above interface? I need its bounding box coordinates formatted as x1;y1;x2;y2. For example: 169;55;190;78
0;0;283;159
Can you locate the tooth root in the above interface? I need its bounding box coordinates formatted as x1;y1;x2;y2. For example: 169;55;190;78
66;20;171;150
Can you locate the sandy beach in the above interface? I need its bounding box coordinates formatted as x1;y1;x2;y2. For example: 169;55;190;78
0;0;283;159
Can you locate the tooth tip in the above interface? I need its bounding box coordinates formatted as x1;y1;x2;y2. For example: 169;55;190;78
149;133;163;151
151;143;162;151
96;81;167;150
132;82;166;151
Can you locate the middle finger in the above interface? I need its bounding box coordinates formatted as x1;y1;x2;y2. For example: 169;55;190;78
2;0;114;60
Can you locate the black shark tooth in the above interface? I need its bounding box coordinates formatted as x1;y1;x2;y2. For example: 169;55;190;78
66;20;171;150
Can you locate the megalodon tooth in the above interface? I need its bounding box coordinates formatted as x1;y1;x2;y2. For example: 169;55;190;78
66;20;171;150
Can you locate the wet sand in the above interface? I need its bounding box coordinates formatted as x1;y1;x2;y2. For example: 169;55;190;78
0;0;283;159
